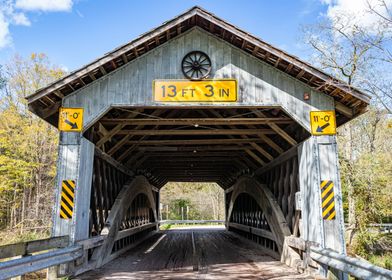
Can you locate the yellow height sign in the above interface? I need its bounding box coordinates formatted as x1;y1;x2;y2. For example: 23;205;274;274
59;108;84;132
60;180;75;220
320;180;336;220
310;111;336;135
153;79;237;102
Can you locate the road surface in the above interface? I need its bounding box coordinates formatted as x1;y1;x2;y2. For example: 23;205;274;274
76;227;314;280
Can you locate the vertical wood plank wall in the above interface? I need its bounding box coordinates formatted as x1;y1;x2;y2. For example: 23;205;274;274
63;27;335;132
89;153;131;237
258;153;299;234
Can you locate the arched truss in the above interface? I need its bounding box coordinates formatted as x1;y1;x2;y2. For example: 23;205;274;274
227;176;291;254
91;176;157;268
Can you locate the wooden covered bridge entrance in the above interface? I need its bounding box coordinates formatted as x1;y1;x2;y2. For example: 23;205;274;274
15;6;386;280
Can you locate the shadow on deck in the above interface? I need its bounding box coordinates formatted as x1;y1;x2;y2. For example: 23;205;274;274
75;226;313;280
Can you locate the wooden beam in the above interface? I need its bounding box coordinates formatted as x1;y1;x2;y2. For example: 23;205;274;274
252;110;297;146
133;145;255;152
125;138;264;146
99;117;293;126
255;145;298;176
99;66;107;75
96;109;143;147
98;122;110;137
274;57;282;67
88;73;96;81
118;109;180;162
115;128;275;136
40;101;61;119
94;147;134;177
245;148;265;166
249;142;274;161
121;54;128;63
296;69;305;79
209;109;274;161
247;125;285;154
107;110;166;156
144;157;243;163
335;101;353;118
132;151;247;157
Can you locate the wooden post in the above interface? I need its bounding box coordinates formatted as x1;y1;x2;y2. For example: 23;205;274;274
298;136;346;280
48;133;95;279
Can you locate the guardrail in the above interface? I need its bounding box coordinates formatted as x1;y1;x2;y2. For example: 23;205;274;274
285;236;392;280
0;236;70;260
160;219;225;224
0;223;157;279
0;246;83;280
0;235;105;280
310;246;392;280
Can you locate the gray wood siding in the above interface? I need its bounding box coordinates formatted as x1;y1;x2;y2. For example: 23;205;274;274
63;27;334;132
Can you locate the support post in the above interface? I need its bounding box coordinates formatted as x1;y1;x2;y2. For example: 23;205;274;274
48;132;94;279
298;136;346;280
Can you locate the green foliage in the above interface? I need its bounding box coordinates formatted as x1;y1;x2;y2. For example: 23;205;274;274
160;182;225;221
0;53;65;238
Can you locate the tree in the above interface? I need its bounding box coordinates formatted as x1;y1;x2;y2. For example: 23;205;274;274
303;5;392;248
0;54;65;242
160;182;225;221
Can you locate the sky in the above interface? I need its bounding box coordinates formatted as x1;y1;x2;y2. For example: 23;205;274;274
0;0;389;72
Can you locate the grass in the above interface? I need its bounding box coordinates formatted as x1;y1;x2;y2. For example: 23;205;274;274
350;232;392;270
367;252;392;270
159;222;223;230
0;230;49;246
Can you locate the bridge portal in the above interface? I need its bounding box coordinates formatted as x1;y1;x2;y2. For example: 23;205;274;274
26;6;370;280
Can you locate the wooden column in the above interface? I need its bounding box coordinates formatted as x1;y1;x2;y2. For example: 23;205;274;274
49;133;94;279
298;136;346;279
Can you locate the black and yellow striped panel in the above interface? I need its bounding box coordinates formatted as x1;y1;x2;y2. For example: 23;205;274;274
60;180;75;219
320;180;336;220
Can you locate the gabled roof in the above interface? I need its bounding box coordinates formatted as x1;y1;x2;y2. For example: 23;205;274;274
26;6;370;125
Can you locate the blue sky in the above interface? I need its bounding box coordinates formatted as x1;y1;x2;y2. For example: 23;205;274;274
0;0;346;71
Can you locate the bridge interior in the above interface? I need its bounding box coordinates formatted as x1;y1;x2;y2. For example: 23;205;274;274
72;106;312;278
84;107;309;188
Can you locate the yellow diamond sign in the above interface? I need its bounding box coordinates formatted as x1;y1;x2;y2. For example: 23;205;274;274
59;108;84;132
310;111;336;135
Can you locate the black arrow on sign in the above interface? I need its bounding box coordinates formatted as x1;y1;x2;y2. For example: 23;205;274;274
316;122;330;133
65;119;78;129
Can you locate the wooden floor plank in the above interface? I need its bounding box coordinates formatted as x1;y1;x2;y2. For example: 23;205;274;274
76;227;314;280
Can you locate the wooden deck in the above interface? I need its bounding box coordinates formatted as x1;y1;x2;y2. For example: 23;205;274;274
76;227;314;280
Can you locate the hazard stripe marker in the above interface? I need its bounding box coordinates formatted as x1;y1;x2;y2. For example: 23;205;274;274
60;180;75;219
320;180;336;220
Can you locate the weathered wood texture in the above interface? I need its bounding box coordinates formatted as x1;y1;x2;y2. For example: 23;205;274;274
89;151;131;236
52;136;94;243
63;28;334;132
298;137;323;246
91;176;158;268
76;228;314;280
0;236;69;259
228;190;278;258
316;136;346;255
27;6;369;127
297;136;347;264
226;176;293;255
257;149;299;233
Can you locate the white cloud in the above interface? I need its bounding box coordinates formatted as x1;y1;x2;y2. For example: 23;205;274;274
0;0;73;49
15;0;73;12
0;12;11;48
12;12;30;25
321;0;392;31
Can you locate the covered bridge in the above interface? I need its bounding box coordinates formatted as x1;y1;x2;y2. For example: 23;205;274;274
23;6;374;280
